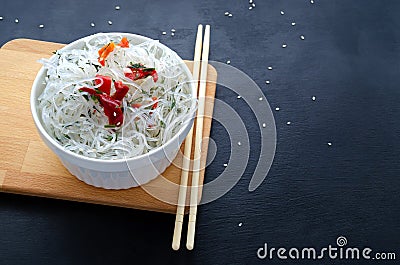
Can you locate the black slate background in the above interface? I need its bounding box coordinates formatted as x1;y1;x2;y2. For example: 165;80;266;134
0;0;399;264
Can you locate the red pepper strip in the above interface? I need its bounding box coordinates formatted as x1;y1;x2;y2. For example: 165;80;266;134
124;67;158;83
95;75;112;95
98;94;123;126
98;42;115;66
151;71;158;83
79;87;124;126
79;87;98;95
118;37;129;48
151;96;158;110
112;81;130;101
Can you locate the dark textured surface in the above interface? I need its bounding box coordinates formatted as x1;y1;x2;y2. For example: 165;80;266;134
1;0;399;264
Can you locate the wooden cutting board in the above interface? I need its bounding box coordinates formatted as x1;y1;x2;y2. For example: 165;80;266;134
0;38;217;214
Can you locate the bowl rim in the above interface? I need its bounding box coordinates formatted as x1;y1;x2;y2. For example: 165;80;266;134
31;32;196;164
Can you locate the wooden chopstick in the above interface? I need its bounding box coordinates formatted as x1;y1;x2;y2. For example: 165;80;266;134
172;24;204;251
186;24;210;251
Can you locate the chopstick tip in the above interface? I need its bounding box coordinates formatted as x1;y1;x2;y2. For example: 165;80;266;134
186;242;194;250
172;242;180;251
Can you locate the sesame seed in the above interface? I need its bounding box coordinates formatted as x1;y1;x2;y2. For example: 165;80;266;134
228;13;233;17
171;28;176;32
312;96;316;101
237;141;242;146
115;5;120;10
108;20;113;25
14;18;19;23
224;12;229;16
265;80;270;84
291;22;296;26
249;6;253;10
226;60;231;64
311;0;314;3
259;97;263;101
268;66;273;70
275;107;280;111
252;3;256;7
171;32;175;36
327;142;332;146
38;24;44;28
280;10;285;15
90;22;95;27
249;0;253;3
0;16;3;21
262;123;266;128
238;222;243;227
286;121;291;125
237;95;242;99
300;35;305;40
282;43;287;48
162;31;166;35
223;163;228;167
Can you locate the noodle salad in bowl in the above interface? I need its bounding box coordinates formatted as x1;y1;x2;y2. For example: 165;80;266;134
31;33;196;189
38;33;195;159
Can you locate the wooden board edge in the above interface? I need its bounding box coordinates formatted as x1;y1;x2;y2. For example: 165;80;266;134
1;187;176;214
0;170;6;188
1;38;64;53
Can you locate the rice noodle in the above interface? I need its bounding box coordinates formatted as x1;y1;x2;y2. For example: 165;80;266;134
38;33;196;160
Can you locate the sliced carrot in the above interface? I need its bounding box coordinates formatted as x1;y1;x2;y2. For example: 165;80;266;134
98;42;115;66
119;37;129;48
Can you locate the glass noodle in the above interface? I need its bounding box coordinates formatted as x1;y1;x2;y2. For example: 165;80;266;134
38;34;196;159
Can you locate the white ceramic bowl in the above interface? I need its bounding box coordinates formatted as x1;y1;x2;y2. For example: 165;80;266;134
31;32;195;189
